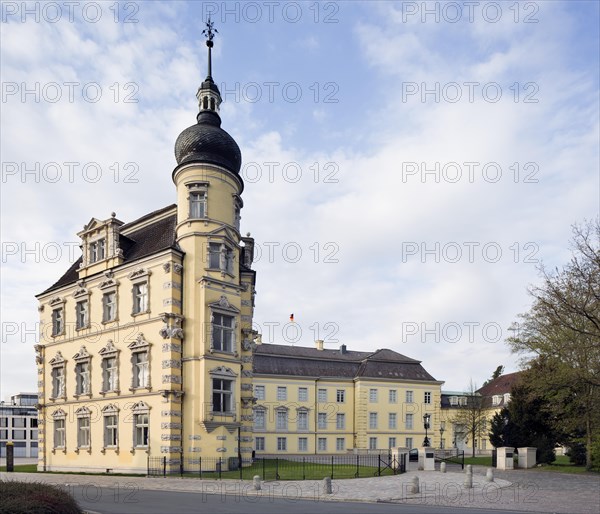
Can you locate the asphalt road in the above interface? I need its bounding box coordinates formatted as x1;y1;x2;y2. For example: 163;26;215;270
71;485;534;514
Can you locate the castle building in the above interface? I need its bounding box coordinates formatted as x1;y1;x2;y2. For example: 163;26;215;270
34;23;443;473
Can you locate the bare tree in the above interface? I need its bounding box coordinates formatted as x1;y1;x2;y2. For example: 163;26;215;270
453;379;486;458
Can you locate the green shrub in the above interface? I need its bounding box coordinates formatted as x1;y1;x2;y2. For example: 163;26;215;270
0;480;82;514
566;442;587;466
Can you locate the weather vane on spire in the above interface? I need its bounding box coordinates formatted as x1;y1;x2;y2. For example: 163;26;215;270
202;16;218;78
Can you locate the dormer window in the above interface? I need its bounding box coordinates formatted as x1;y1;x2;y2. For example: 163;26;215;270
492;395;502;406
90;239;106;263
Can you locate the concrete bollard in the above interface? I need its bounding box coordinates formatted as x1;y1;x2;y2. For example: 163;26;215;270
322;477;332;495
253;475;261;491
409;476;419;494
486;468;494;482
464;466;473;489
465;464;472;474
440;462;446;473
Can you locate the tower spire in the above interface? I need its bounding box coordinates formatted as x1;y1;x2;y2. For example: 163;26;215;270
202;17;218;79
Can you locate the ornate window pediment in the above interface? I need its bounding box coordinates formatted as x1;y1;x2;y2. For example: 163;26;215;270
49;351;65;366
208;295;240;314
73;281;90;298
127;333;151;351
75;406;91;417
49;296;65;307
99;339;119;357
131;400;150;414
99;271;119;290
52;408;67;419
102;403;119;415
73;345;91;362
209;366;237;378
128;268;151;281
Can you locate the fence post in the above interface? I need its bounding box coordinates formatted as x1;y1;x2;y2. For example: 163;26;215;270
239;457;243;480
163;456;166;477
199;457;202;479
262;458;265;481
356;454;359;478
461;451;464;470
275;457;280;480
302;457;306;480
378;454;381;476
147;455;150;476
219;457;222;479
180;457;184;477
330;455;334;479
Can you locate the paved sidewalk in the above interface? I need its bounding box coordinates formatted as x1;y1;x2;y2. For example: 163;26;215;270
2;466;599;513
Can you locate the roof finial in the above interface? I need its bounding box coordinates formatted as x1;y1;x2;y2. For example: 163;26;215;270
202;16;218;79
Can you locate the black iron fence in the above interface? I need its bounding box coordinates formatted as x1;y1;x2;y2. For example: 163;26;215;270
148;453;406;480
434;449;465;469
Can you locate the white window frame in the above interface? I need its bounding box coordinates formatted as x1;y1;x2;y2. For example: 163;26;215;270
102;404;119;449
298;387;308;402
297;409;309;431
128;334;151;391
277;437;287;451
389;389;397;403
51;307;64;337
369;412;378;429
212;312;235;353
406;390;414;403
317;412;327;430
369;388;377;403
132;282;149;315
369;437;377;450
336;438;345;451
318;437;327;451
99;340;120;394
275;408;288;431
254;408;266;430
388;413;397;429
276;386;287;401
49;351;66;399
405;413;414;430
212;377;234;414
336;413;345;430
406;437;413;449
336;389;345;403
254;385;265;400
424;391;432;404
298;437;308;452
76;407;91;450
75;299;89;330
255;436;265;451
388;437;396;449
131;401;150;450
52;410;66;450
317;388;327;403
89;238;106;263
102;292;117;323
186;182;209;220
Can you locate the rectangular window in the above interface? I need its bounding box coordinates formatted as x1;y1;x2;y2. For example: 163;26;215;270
225;248;234;274
276;386;287;401
132;351;149;388
405;413;413;430
54;419;65;448
406;390;414;403
369;412;378;429
209;243;221;268
277;437;287;451
388;413;397;429
298;387;308;402
212;313;234;352
0;418;7;427
102;292;116;322
76;300;89;329
75;362;90;395
298;437;308;452
369;437;377;450
254;385;265;400
317;412;327;429
389;389;397;403
406;437;413;449
389;437;397;448
0;430;7;439
297;410;308;431
424;391;432;404
254;410;265;430
90;239;105;263
51;308;63;336
336;389;345;403
102;357;118;392
189;191;206;218
336;413;345;430
336;438;345;451
12;418;26;428
255;437;265;451
104;415;118;447
212;378;233;413
77;417;90;447
132;282;148;314
276;410;288;430
51;367;65;398
369;388;377;403
317;388;327;402
12;430;26;440
318;438;327;451
450;396;458;406
30;418;38;428
134;413;149;447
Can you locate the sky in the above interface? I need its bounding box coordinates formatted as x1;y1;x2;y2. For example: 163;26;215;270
1;1;599;397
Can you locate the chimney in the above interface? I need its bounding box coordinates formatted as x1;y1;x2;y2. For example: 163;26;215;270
339;344;347;354
315;340;324;351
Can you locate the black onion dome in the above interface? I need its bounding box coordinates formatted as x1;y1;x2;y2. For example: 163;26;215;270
174;110;242;174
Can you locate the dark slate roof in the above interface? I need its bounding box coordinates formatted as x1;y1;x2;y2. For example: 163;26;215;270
477;372;522;408
38;205;180;296
253;343;439;382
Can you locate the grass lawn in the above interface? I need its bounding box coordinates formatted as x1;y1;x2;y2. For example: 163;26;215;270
535;455;594;474
0;464;38;473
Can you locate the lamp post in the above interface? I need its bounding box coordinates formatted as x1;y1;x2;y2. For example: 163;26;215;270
423;413;431;447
